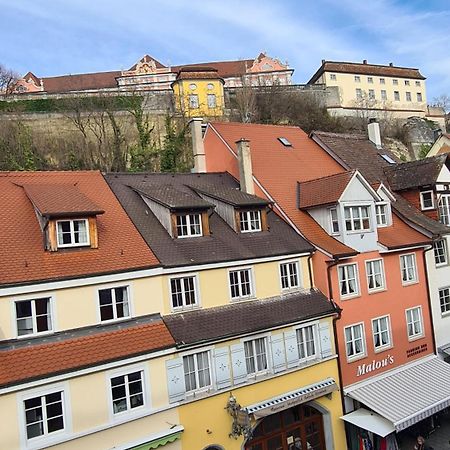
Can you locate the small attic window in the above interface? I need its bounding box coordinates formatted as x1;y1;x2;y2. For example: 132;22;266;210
380;154;396;164
56;219;90;247
176;213;203;238
278;137;292;147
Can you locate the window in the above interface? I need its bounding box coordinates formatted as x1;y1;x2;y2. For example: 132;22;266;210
356;88;362;99
415;81;421;87
278;137;292;147
329;207;339;234
24;391;64;440
434;239;448;266
280;261;300;290
239;210;262;232
381;154;396;164
405;80;410;86
189;83;197;90
345;324;365;359
354;76;361;83
296;326;316;360
368;77;373;84
207;93;217;108
56;219;89;247
368;89;375;99
366;259;385;292
406;307;423;339
189;94;199;108
16;298;52;337
380;78;385;84
375;203;388;226
207;83;214;90
111;371;144;414
440;287;450;315
417;92;423;102
170;276;198;309
394;91;400;101
344;205;371;232
381;90;387;100
229;268;253;299
244;337;268;374
400;254;417;284
372;316;391;350
176;214;202;237
183;351;211;392
338;263;359;298
393;79;398;85
99;286;129;321
420;190;434;210
438;194;450;225
406;91;412;102
330;73;337;81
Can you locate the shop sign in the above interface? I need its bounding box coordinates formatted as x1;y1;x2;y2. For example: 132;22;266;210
356;354;394;377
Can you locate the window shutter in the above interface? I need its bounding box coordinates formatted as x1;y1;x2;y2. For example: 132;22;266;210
230;343;247;385
270;333;286;373
166;358;186;403
319;321;333;358
214;347;232;390
284;331;299;368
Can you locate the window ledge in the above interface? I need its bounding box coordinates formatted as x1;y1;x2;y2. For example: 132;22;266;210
171;305;201;314
408;334;425;343
401;280;419;287
99;316;131;325
346;353;367;364
340;293;361;301
374;344;393;354
441;311;450;318
368;287;387;295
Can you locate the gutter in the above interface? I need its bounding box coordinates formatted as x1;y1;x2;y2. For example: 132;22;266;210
422;244;437;354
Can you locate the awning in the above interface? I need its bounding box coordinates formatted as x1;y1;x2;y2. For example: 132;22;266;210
341;408;395;437
109;426;184;450
439;343;450;357
246;378;338;419
345;356;450;431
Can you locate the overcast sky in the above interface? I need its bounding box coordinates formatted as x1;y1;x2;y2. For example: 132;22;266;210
1;0;449;100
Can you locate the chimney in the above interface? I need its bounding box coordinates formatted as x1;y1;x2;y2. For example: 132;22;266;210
363;59;367;64
236;138;254;195
321;59;325;65
190;118;206;173
389;62;393;67
368;118;382;149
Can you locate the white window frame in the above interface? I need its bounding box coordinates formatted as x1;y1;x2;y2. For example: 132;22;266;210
207;93;217;108
228;267;254;300
188;94;199;109
380;90;387;101
98;285;131;323
182;350;212;394
420;190;435;210
243;336;269;377
367;77;373;84
365;259;386;293
439;287;450;316
393;79;398;85
338;263;360;299
239;210;262;233
344;322;366;361
329;207;340;234
344;205;371;233
330;73;337;80
56;219;90;248
434;239;448;267
368;89;375;99
380;78;385;85
371;315;392;352
400;253;418;285
295;324;317;361
375;202;389;227
438;194;450;225
394;91;400;101
15;296;54;338
405;91;412;102
417;92;423;102
354;75;361;83
405;306;424;341
355;88;362;99
415;81;421;87
169;274;200;311
279;260;301;291
176;213;203;238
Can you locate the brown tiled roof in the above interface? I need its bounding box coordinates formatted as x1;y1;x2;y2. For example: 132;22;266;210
41;71;121;93
298;171;355;209
0;317;174;388
22;184;104;217
0;171;159;287
105;172;314;267
437;145;450;155
163;289;336;346
175;67;223;81
190;184;269;207
172;59;254;78
308;61;425;84
208;122;357;257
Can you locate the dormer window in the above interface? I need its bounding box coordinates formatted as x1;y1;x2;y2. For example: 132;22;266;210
375;203;388;227
344;205;371;232
239;210;262;233
56;219;89;247
176;213;202;238
420;190;435;210
329;208;339;234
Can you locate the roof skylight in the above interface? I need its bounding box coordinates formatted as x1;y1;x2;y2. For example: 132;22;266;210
380;154;396;164
278;137;292;147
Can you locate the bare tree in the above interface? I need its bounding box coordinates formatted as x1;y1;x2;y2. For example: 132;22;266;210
0;64;19;98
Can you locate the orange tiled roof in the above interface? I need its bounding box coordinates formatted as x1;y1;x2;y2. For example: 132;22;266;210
437;145;450;155
0;320;174;388
0;171;159;286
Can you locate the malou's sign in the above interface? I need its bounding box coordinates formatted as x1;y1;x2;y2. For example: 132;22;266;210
356;354;394;377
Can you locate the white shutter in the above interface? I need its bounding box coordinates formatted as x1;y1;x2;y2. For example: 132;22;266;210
284;330;299;368
319;321;333;358
166;358;186;403
270;333;286;373
231;343;247;385
214;347;232;390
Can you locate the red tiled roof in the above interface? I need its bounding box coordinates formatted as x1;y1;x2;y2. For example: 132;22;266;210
172;59;254;78
0;320;174;387
0;171;159;286
175;67;223;81
299;171;354;209
42;71;121;93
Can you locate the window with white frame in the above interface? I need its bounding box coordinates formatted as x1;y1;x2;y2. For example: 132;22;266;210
372;316;391;350
380;78;385;84
355;88;362;99
406;307;423;339
330;73;337;81
368;77;373;84
296;325;316;360
338;263;359;297
344;324;365;359
394;91;400;101
239;210;262;232
110;370;144;414
329;207;339;234
244;337;268;374
417;92;423;102
375;203;388;226
15;298;52;336
344;205;371;232
170;276;198;309
415;81;421;87
405;80;410;86
366;259;385;292
24;391;65;440
229;268;253;299
354;76;361;83
99;286;129;321
56;219;89;247
393;79;398;85
420;190;434;210
183;351;211;392
400;254;417;284
176;214;202;237
188;94;199;109
381;90;387;101
434;239;448;266
406;91;412;102
438;194;450;225
207;93;217;108
368;89;375;99
280;261;300;290
439;287;450;315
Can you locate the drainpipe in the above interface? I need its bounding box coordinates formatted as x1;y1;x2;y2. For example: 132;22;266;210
423;243;437;354
307;253;314;291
